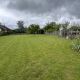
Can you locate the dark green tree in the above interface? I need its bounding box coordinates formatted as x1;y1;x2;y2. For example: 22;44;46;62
17;21;25;33
43;22;60;33
27;24;40;34
70;25;80;31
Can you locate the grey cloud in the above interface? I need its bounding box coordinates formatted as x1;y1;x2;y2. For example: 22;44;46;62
6;0;72;13
67;0;80;18
6;0;80;18
0;0;80;28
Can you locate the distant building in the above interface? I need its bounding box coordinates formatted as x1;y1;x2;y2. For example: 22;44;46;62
59;25;80;39
0;24;12;35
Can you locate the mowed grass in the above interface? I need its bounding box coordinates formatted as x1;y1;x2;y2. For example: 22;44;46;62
0;35;80;80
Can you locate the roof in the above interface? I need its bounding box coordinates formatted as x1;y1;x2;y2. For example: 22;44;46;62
0;24;11;31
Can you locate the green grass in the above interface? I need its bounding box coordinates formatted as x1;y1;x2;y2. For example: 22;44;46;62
0;35;80;80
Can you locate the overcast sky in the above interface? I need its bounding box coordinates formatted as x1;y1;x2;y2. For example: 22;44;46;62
0;0;80;28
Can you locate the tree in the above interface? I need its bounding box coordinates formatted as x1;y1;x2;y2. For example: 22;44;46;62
62;22;70;29
59;22;69;37
43;22;60;33
38;29;44;34
27;24;40;34
70;25;80;31
17;21;25;33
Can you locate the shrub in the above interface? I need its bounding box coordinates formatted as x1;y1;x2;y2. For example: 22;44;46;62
72;38;80;52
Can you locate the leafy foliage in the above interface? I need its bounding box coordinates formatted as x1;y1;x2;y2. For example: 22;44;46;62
72;38;80;52
70;26;80;31
17;21;25;33
44;22;60;33
27;24;40;34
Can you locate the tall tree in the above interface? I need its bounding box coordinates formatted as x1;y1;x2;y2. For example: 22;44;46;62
17;21;25;33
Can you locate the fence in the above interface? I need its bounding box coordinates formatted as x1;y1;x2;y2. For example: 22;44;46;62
45;30;80;39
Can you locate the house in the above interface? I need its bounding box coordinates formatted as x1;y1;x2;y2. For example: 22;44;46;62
0;24;12;35
59;26;80;39
66;29;80;39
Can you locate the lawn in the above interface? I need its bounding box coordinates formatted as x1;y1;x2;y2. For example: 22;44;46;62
0;35;80;80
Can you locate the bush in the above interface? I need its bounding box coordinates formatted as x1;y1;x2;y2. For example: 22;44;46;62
72;38;80;52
